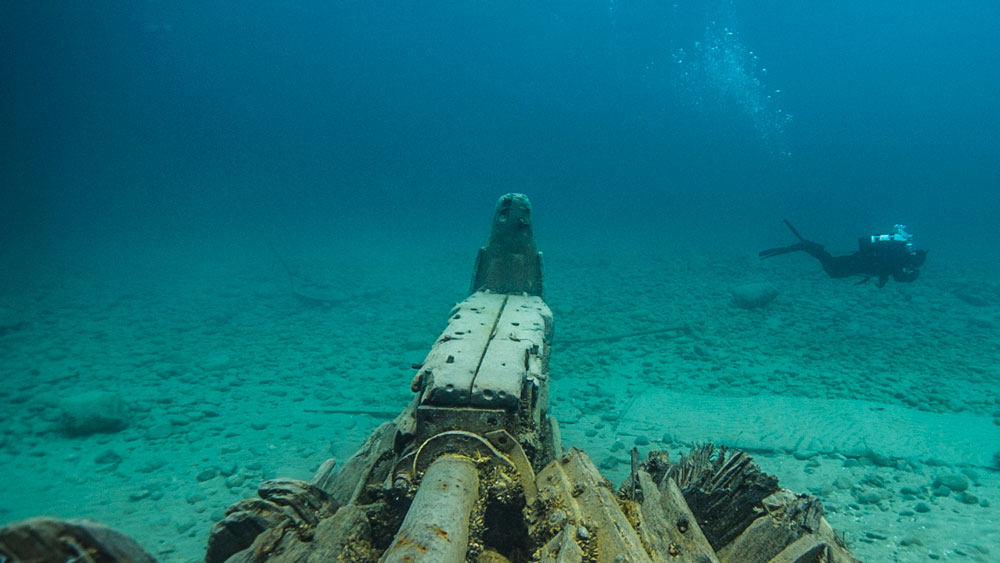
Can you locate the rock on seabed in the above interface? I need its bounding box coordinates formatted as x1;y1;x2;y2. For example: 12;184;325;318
58;391;128;436
731;283;778;309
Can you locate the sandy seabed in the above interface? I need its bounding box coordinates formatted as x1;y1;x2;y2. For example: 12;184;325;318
1;238;997;562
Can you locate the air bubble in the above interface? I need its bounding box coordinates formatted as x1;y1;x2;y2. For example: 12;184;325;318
670;0;791;158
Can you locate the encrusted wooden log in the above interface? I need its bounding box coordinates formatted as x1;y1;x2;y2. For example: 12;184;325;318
325;407;416;506
205;478;338;563
223;503;377;563
0;517;155;563
664;444;780;550
381;454;480;562
537;525;586;562
639;445;858;563
530;448;651;563
718;490;856;563
635;471;719;562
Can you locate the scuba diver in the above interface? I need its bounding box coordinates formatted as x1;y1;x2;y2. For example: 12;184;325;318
759;220;928;288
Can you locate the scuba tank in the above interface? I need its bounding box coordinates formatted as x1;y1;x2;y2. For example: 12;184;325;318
870;224;913;250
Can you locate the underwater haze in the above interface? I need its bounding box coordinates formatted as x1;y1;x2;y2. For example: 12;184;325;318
2;1;1000;562
3;1;998;257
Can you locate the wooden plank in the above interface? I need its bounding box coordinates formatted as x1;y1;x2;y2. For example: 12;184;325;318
538;525;585;562
472;295;551;409
768;519;858;563
534;448;653;563
420;292;505;407
636;473;719;562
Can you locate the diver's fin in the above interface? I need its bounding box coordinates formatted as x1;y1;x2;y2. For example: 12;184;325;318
783;219;805;242
759;243;804;260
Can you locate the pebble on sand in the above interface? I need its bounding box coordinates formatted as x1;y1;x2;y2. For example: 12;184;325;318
94;449;123;466
59;391;128;436
145;423;174;440
957;492;980;505
933;473;970;493
730;283;778;309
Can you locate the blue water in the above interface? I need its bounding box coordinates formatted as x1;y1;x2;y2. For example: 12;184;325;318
3;1;997;262
2;3;1000;560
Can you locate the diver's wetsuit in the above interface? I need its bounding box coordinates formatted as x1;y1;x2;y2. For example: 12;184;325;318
759;220;928;288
